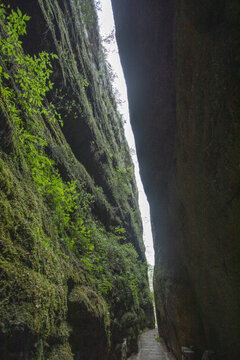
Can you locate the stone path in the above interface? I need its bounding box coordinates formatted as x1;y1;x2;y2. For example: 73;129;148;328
128;328;173;360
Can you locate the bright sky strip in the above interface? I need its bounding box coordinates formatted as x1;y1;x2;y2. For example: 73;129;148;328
96;0;154;265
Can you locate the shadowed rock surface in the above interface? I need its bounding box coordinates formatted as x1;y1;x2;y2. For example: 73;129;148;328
112;0;240;359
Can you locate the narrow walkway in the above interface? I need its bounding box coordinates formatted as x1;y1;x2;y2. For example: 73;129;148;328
128;328;173;360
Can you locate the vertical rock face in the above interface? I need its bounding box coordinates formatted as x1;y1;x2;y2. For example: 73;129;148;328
0;1;154;359
112;0;240;359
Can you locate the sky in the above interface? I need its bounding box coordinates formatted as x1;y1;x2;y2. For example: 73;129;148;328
96;1;155;265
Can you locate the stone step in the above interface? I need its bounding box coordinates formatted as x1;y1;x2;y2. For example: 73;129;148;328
128;328;173;360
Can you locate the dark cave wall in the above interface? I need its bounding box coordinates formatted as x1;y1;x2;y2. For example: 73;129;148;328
174;1;240;357
112;0;240;358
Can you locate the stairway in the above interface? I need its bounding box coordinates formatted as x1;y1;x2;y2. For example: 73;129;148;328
128;328;173;360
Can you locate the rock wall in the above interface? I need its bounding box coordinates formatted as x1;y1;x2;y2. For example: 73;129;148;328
112;0;240;359
0;1;154;359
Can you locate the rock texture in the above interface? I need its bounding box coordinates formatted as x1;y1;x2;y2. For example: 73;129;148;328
112;0;240;359
0;1;154;359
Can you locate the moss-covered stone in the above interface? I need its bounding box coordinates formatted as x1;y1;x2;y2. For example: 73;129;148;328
47;344;74;360
68;286;110;360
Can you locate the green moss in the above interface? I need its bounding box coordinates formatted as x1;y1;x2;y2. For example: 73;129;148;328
47;343;73;360
0;2;154;359
0;158;14;195
69;286;109;321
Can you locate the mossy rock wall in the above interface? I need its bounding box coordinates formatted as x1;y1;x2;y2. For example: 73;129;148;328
0;1;154;359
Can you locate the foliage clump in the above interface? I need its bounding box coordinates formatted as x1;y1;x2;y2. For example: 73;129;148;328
0;3;92;256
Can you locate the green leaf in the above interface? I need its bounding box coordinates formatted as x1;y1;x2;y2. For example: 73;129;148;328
17;8;22;17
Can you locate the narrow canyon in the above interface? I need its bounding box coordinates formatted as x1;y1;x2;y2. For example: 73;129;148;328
0;1;239;360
